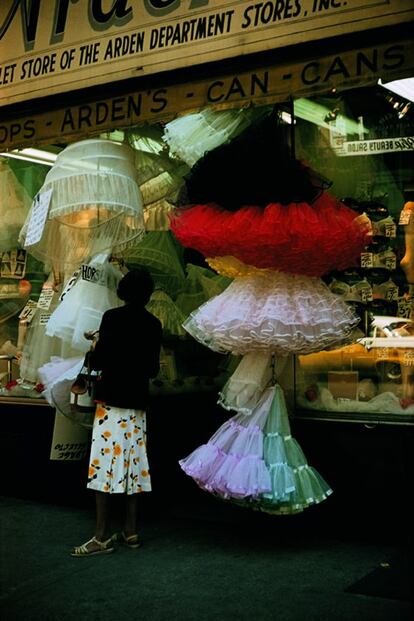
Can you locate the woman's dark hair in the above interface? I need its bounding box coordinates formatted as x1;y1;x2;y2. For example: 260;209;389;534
117;268;154;306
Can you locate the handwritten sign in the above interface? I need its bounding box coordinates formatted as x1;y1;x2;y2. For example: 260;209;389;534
24;189;52;247
49;412;90;461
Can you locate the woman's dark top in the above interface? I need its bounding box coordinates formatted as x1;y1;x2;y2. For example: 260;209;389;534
90;303;162;410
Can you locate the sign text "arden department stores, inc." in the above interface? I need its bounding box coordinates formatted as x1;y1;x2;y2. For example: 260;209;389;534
1;0;414;107
1;39;413;151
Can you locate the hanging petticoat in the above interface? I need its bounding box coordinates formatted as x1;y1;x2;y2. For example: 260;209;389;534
19;139;145;271
19;278;83;383
39;355;84;416
170;196;371;277
163;105;272;167
183;270;359;356
141;167;187;231
180;383;332;512
181;110;331;209
175;263;232;317
146;289;187;338
235;384;332;515
218;351;273;414
179;386;275;498
45;254;124;353
124;231;186;298
0;160;31;252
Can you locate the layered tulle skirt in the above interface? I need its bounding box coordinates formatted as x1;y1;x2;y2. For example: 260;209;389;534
180;384;332;513
170;196;371;276
183;271;359;355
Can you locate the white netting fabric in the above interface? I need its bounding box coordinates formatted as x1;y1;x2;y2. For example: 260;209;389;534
45;254;124;353
218;352;273;414
19;275;83;383
163;106;272;167
19;139;145;270
184;270;359;355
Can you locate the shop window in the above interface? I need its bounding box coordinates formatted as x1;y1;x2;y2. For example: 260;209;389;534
294;80;414;422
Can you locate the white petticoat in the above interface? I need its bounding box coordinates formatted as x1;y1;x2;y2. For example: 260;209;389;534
183;271;359;355
45;255;124;353
163;106;271;167
218;352;273;414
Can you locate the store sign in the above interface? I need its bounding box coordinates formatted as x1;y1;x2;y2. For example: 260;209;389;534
336;136;414;156
49;412;89;461
0;0;413;107
1;38;413;151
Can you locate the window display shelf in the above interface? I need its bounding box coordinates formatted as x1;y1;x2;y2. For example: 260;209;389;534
293;408;414;426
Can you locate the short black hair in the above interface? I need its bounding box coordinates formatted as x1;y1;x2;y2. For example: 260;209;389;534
117;267;154;306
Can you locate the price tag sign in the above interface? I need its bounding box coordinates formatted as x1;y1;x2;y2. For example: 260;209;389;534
402;351;414;366
361;253;374;269
399;210;411;225
18;300;38;323
37;283;54;310
24;189;52;247
384;222;397;237
39;312;52;325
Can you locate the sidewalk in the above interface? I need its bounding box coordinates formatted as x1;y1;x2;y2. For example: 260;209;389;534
0;495;412;621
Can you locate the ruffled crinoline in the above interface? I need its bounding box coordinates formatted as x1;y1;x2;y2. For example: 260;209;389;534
180;384;332;512
179;387;275;498
183;271;359;355
19;278;83;383
144;200;175;231
163;105;272;167
19;139;146;270
45;255;124;353
170;195;371;276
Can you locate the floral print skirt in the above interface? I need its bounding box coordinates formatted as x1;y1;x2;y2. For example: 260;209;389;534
87;404;151;495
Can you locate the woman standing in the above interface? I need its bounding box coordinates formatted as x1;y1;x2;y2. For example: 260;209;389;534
71;267;163;556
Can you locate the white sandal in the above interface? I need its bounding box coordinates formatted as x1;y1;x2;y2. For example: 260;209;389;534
70;536;115;557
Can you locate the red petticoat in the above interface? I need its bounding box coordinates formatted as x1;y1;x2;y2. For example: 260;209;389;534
170;194;372;277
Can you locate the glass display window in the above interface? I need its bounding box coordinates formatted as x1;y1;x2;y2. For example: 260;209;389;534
294;79;414;423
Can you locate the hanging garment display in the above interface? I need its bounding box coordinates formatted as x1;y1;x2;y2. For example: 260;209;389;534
183;269;359;356
19;139;145;271
181;110;330;209
218;351;273;414
19;276;83;384
180;383;332;512
163;105;272;168
124;231;186;298
0;160;31;252
175;263;232;317
180;386;274;499
124;126;189;231
146;288;187;339
45;254;124;353
170;196;371;277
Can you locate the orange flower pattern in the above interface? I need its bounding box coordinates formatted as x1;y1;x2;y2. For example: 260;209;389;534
87;405;151;495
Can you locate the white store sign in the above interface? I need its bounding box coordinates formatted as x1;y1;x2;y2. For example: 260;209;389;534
1;0;414;107
336;136;414;156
